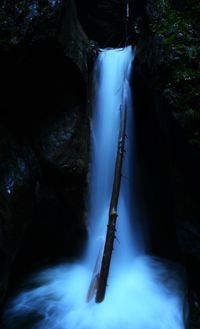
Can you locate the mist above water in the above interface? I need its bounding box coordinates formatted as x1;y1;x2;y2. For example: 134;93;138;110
3;47;187;329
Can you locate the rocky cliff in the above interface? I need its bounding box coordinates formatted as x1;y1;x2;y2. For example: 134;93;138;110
0;0;93;306
133;0;200;326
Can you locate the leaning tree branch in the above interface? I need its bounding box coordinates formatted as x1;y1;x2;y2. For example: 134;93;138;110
86;104;127;303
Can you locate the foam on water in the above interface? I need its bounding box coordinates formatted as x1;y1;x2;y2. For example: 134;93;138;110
3;47;187;329
4;258;186;329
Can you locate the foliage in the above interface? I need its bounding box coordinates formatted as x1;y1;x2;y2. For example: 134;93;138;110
148;0;200;146
0;0;61;49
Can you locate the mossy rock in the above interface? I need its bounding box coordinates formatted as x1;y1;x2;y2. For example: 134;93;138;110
147;0;200;147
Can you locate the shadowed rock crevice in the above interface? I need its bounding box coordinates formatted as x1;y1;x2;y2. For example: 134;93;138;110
0;0;93;307
132;0;200;325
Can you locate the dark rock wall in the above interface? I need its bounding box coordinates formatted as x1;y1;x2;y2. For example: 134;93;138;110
75;0;128;47
0;0;92;306
145;0;200;146
75;0;148;47
132;0;200;324
0;137;38;305
133;54;200;326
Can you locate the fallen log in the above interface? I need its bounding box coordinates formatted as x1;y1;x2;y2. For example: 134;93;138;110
86;104;126;304
95;104;127;303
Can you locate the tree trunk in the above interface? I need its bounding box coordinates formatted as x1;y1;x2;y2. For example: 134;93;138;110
86;104;127;303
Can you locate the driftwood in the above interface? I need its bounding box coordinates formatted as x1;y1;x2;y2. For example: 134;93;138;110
86;104;127;303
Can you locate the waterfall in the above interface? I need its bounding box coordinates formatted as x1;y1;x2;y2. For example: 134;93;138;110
2;47;187;329
86;46;142;271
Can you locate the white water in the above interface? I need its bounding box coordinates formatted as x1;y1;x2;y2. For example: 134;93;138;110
86;46;141;270
3;47;187;329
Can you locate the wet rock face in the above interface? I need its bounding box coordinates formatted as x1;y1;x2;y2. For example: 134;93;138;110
0;0;91;306
1;41;85;136
30;103;89;262
133;0;200;318
9;106;89;281
0;137;39;305
76;0;146;47
133;51;200;328
34;106;88;178
75;0;148;47
76;0;128;47
131;69;179;260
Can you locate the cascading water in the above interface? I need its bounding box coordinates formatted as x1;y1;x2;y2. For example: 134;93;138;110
86;46;141;271
2;47;187;329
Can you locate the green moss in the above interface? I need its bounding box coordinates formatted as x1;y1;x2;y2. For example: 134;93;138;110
148;0;200;147
163;34;176;45
173;69;200;83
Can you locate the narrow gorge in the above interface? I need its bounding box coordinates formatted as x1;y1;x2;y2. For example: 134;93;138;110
0;0;199;328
